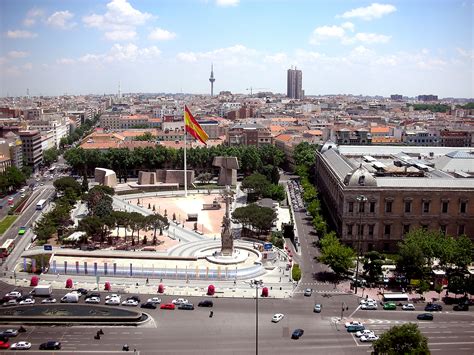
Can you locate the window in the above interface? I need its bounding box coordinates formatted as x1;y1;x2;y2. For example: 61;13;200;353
385;201;393;213
369;202;376;213
440;225;447;235
357;224;364;236
460;201;467;214
403;224;410;235
359;201;365;213
384;224;391;237
422;201;430;213
368;224;374;237
348;202;353;213
404;201;412;213
442;201;449;214
347;224;353;236
458;224;465;236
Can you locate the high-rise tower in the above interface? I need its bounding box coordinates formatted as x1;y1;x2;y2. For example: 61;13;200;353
209;64;216;97
287;67;303;100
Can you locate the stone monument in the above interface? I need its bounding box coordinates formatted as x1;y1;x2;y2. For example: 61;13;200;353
94;168;117;188
220;186;233;256
213;156;239;186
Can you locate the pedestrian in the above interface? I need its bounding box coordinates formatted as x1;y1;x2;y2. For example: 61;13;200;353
146;278;149;285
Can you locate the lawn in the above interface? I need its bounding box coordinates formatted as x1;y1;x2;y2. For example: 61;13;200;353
0;215;18;235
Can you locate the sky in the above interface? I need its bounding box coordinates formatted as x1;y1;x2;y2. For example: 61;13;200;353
0;0;473;98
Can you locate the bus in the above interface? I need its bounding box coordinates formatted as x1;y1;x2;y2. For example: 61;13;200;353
0;239;15;258
36;199;47;210
382;293;409;303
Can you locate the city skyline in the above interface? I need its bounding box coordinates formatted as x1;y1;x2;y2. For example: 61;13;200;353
1;0;473;98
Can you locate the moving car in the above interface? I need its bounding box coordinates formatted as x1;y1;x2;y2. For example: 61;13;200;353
146;297;161;304
360;298;376;305
5;291;21;299
60;293;79;303
360;334;379;342
361;302;377;310
41;297;57;304
85;297;100;304
198;300;213;307
291;328;304;339
2;300;17;307
345;321;364;328
19;298;35;305
76;288;89;295
39;341;61;350
271;313;284;323
355;329;374;338
172;298;188;305
0;329;18;337
121;299;139;307
303;288;312;297
453;303;469;311
383;302;397;310
10;341;32;350
160;303;175;310
347;325;365;332
313;304;322;313
140;302;157;309
178;303;194;310
105;297;120;305
127;296;141;303
402;304;416;311
417;313;434;321
425;303;442;312
105;294;120;300
18;227;27;236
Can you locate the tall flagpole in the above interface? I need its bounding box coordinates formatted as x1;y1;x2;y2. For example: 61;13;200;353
184;105;187;197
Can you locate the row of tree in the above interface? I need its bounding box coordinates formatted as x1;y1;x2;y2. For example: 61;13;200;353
231;203;277;237
241;173;285;202
0;166;27;195
63;144;285;181
59;115;100;149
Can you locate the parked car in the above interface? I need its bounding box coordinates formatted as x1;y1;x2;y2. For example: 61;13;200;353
140;302;157;309
425;303;443;312
360;298;376;305
178;303;194;310
160;303;175;310
39;341;61;350
19;298;35;305
105;294;120;300
402;304;416;311
313;304;322;313
198;300;213;307
85;297;100;304
417;313;434;321
146;297;161;304
0;329;18;337
360;334;379;342
0;340;10;349
291;328;304;339
355;329;374;338
172;298;188;305
347;325;365;332
41;297;57;304
453;303;469;311
2;300;17;307
105;297;120;305
383;302;397;310
361;303;377;310
303;288;312;297
4;291;21;299
127;296;141;303
10;341;32;350
121;299;138;307
271;313;284;323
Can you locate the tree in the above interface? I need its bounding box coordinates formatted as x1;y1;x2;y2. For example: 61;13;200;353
133;132;155;141
82;175;89;192
78;216;103;244
42;147;59;166
54;177;82;200
292;263;302;281
293;142;316;170
232;204;276;236
363;251;385;283
197;172;213;185
372;323;429;355
418;279;431;299
318;232;355;278
242;173;269;198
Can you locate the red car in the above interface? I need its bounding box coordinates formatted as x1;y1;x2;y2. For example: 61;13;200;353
0;341;11;349
160;303;175;310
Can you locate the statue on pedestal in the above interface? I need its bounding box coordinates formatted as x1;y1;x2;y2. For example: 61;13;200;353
220;186;233;256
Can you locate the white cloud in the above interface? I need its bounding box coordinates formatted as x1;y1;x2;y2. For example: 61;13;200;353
148;27;176;41
216;0;240;6
76;43;161;64
105;30;137;41
177;52;198;63
56;58;76;65
456;47;474;59
176;44;260;67
354;32;391;44
5;30;38;39
23;8;45;27
341;22;355;32
309;25;347;45
8;51;29;59
264;53;288;64
4;63;33;76
46;10;76;29
339;3;397;21
83;0;152;40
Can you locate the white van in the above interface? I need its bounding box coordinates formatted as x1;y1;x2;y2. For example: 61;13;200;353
60;293;79;303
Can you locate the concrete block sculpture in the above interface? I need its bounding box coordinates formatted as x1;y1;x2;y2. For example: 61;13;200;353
212;156;239;186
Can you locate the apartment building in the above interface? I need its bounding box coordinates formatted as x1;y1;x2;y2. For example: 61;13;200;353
19;130;42;171
226;123;273;147
0;133;23;170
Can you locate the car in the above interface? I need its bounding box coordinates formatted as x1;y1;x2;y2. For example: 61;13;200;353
20;194;25;198
360;334;379;342
402;304;416;311
198;300;214;307
41;297;56;304
383;302;397;310
140;302;157;309
361;303;377;310
172;298;188;305
303;288;312;297
105;294;120;300
5;291;22;299
160;303;175;310
313;304;322;313
146;297;161;304
121;299;138;307
345;320;364;328
2;300;18;307
360;298;376;305
291;328;304;339
127;296;141;303
105;297;120;305
347;325;365;333
18;227;27;235
76;288;89;295
0;341;10;349
0;329;18;337
453;303;469;311
39;341;61;350
85;297;100;304
7;197;14;202
355;329;375;338
10;341;32;350
178;303;194;310
417;313;434;321
40;183;44;186
19;298;35;305
425;303;442;312
19;189;25;193
271;313;284;323
70;290;82;297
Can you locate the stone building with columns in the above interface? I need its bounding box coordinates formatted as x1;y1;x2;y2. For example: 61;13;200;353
315;141;474;253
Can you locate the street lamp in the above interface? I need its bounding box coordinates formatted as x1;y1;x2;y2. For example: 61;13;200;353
354;195;367;296
252;279;264;355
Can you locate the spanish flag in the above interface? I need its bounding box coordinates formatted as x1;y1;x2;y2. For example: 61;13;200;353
184;105;209;145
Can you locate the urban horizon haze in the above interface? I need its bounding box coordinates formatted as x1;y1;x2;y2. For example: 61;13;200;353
1;0;473;98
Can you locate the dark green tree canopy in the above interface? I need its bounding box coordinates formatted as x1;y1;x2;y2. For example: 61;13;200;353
372;323;429;355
